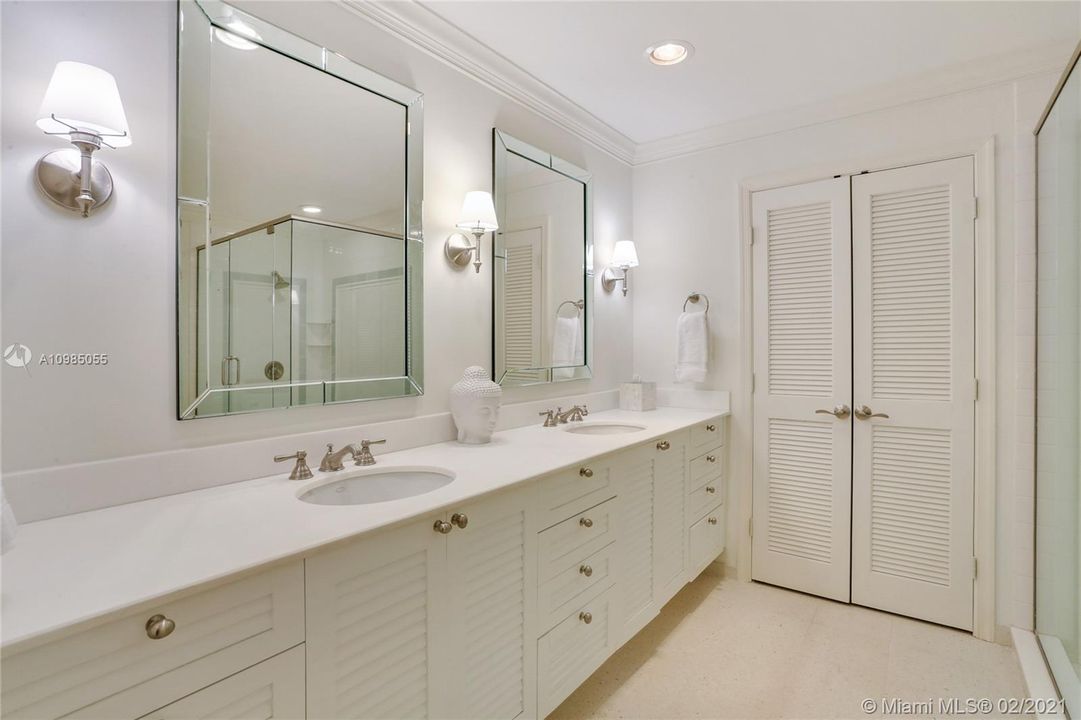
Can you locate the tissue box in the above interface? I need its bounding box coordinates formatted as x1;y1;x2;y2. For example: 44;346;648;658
620;381;656;411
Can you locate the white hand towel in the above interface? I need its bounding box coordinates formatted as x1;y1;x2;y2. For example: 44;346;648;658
552;315;580;367
675;311;709;383
2;483;17;554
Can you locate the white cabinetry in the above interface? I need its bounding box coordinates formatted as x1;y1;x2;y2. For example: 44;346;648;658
685;418;727;578
305;485;535;720
138;646;305;720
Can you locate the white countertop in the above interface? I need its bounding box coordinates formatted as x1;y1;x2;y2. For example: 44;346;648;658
0;406;726;651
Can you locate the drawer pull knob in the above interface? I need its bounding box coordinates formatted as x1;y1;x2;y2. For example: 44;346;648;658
706;486;716;494
706;424;716;431
434;519;453;534
656;440;670;451
579;517;594;528
579;611;593;624
145;614;175;640
579;467;594;478
706;455;716;463
450;512;469;529
579;564;593;577
708;517;718;525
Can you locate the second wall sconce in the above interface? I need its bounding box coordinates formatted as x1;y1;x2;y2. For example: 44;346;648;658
35;61;131;217
601;240;639;296
445;191;498;273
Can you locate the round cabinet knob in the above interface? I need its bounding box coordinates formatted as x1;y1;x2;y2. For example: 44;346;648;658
706;485;716;494
450;512;469;529
706;455;717;463
579;467;594;478
579;517;594;528
579;564;593;577
579;611;593;624
145;614;176;640
656;440;670;451
434;519;453;534
706;424;716;432
708;517;718;525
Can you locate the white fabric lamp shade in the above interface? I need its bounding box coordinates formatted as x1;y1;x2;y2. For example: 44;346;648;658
611;240;640;268
37;62;131;147
456;191;498;232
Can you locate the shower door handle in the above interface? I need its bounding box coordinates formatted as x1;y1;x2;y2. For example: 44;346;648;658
814;405;851;420
221;356;240;386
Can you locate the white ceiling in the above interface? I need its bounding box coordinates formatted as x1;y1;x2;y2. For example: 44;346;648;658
422;1;1080;144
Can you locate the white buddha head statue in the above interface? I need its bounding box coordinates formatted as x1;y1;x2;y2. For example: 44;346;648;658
449;366;503;444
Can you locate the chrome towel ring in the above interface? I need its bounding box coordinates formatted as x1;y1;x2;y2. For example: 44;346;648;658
683;292;710;314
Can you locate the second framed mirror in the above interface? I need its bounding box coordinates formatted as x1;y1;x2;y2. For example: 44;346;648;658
493;130;593;386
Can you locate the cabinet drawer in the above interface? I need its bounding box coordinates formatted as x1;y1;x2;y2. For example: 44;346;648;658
687;449;723;493
2;562;304;720
690;417;724;455
539;543;615;633
538;498;616;581
689;505;726;577
536;462;614;530
687;474;725;522
538;586;615;718
137;645;304;720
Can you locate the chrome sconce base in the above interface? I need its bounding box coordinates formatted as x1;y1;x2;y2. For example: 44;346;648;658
601;266;630;296
445;231;484;273
36;147;114;217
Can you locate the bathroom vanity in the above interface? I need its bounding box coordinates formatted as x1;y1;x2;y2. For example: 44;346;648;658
0;407;727;719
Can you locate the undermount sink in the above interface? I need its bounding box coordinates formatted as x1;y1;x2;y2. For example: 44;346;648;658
563;422;647;436
298;466;455;506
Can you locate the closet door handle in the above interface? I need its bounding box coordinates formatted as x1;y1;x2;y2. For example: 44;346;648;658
854;405;889;420
814;405;851;420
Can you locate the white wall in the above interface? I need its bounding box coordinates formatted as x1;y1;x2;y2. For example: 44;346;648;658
630;74;1057;631
0;2;634;477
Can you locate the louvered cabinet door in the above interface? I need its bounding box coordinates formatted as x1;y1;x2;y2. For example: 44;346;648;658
653;435;687;607
305;517;447;720
444;486;537;720
614;445;657;642
751;177;853;602
850;157;976;630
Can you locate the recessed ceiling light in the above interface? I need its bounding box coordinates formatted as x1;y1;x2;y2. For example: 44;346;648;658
645;40;694;66
300;205;323;214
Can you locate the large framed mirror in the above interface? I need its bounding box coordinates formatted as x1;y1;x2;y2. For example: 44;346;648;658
177;0;423;419
493;130;592;386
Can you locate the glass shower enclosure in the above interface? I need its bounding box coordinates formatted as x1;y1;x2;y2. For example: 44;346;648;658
1035;43;1081;717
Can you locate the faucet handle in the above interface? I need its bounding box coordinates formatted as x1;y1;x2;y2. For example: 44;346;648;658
274;450;313;481
539;409;557;427
354;439;386;466
581;404;589;416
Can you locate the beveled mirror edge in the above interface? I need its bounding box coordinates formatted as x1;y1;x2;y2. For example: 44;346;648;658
491;129;594;387
175;0;425;420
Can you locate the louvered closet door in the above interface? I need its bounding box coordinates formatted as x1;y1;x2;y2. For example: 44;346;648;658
751;177;853;602
850;157;975;630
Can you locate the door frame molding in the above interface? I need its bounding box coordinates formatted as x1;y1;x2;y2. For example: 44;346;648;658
735;137;997;641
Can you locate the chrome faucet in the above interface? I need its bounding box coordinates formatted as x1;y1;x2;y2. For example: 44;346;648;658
556;405;588;423
539;409;559;428
320;443;358;472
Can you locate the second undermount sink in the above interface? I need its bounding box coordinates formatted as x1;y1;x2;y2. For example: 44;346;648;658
563;421;647;436
298;467;455;506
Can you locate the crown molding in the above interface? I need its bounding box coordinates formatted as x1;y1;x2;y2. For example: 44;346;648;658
634;43;1074;165
333;5;1071;168
338;0;636;165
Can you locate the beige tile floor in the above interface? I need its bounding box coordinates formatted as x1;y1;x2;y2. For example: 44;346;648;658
551;565;1029;720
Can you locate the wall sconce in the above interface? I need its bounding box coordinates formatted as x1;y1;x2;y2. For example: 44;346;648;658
445;191;498;273
35;61;131;217
601;240;639;296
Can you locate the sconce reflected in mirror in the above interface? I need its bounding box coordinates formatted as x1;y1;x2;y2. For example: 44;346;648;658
446;190;498;273
601;240;639;296
35;61;130;217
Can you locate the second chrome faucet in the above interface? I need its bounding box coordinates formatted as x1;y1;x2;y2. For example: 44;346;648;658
320;439;387;471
